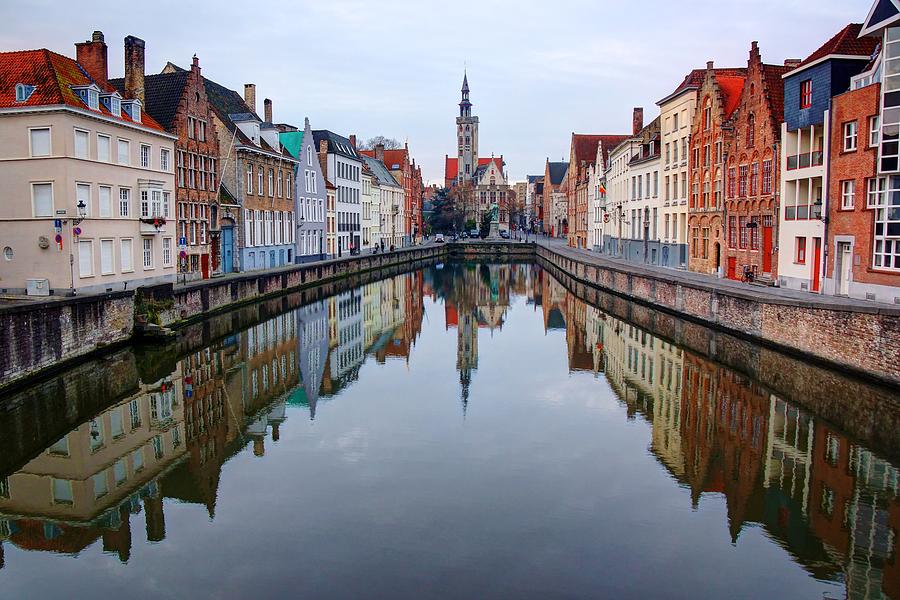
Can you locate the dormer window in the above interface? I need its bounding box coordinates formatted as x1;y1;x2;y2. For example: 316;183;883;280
122;100;141;124
15;83;35;103
101;92;122;117
73;84;101;111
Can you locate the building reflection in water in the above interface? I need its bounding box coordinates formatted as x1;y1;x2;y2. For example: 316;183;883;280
0;264;896;599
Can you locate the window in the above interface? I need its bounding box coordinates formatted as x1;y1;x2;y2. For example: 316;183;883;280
32;182;53;216
841;180;855;209
701;227;709;258
140;190;149;217
97;134;110;162
800;80;812;109
796;237;806;264
870;115;880;147
76;183;91;216
98;185;112;217
119;187;131;217
120;238;133;272
703;100;711;130
140;144;150;168
160;148;171;171
78;240;93;276
100;239;114;274
307;145;313;166
843;121;858;151
746;114;755;147
750;162;759;196
163;237;172;266
15;83;35;102
867;177;886;208
198;120;206;142
74;128;89;158
247;164;253;194
117;139;130;165
258;168;264;194
143;238;153;269
187;116;196;139
739;216;748;248
739;165;748;197
52;479;73;505
873;175;900;270
762;160;773;195
729;216;737;248
163;191;171;218
268;169;274;196
30;127;51;156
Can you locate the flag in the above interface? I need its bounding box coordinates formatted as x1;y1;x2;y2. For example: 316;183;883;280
599;183;607;195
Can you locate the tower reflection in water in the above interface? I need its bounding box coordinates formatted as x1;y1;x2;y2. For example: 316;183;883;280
0;263;896;599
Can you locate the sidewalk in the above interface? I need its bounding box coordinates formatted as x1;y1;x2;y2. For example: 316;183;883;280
536;236;900;312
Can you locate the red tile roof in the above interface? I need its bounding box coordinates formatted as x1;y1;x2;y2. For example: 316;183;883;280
796;23;878;70
572;133;630;169
444;156;503;182
0;49;165;131
716;75;746;118
661;67;747;104
360;148;409;171
761;63;791;124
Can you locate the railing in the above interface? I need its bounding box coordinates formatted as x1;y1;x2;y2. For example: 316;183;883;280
784;203;822;220
786;151;824;170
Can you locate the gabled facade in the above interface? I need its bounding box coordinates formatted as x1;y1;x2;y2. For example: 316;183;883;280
473;157;509;230
722;42;790;282
198;77;298;273
778;24;877;292
544;160;568;237
688;62;746;275
279;117;326;263
360;144;421;245
566;133;629;249
112;50;220;280
0;32;177;295
362;153;404;250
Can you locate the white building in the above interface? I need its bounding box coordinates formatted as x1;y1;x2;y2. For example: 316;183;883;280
312;130;362;256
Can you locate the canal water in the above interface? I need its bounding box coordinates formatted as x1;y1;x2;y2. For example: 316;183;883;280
0;262;897;599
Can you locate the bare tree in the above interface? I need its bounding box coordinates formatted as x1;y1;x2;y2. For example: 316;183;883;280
360;136;402;150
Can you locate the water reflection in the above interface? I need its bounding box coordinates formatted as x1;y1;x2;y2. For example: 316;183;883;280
0;262;897;598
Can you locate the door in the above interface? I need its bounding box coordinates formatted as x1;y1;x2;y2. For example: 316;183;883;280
811;238;821;292
762;226;773;273
201;253;209;279
837;242;852;295
222;226;234;273
727;256;737;280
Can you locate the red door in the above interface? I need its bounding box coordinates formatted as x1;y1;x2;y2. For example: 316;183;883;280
762;226;773;273
811;238;821;292
201;254;210;279
727;256;737;280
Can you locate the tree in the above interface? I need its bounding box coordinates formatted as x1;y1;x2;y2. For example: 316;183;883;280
360;136;402;150
427;187;465;234
479;212;492;238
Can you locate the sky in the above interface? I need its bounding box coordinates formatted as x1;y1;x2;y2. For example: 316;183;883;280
1;0;871;184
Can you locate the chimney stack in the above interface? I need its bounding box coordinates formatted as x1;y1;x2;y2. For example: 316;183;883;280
375;143;385;162
706;60;714;71
318;139;329;177
191;54;200;73
349;134;357;149
124;35;145;104
75;30;108;86
632;107;644;136
244;84;256;113
784;58;801;69
264;98;272;123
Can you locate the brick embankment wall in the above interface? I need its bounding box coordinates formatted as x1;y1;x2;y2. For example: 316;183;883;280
545;261;900;460
537;245;900;387
0;291;135;392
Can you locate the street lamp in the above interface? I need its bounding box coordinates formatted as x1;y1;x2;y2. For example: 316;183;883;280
73;199;87;226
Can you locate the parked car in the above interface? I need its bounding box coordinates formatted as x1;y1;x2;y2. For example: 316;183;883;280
435;234;445;243
470;229;480;238
499;230;510;239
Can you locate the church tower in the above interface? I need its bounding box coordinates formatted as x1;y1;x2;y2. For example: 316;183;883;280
456;71;479;184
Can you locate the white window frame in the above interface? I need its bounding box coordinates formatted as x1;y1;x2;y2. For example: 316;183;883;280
74;128;89;159
120;238;134;272
160;148;171;171
119;187;131;217
117;138;130;165
99;238;114;275
98;185;112;218
841;180;855;209
29;126;51;157
843;121;858;152
97;134;111;162
76;182;91;217
31;181;54;217
162;237;173;267
78;239;94;277
140;144;151;168
142;238;154;270
870;115;880;147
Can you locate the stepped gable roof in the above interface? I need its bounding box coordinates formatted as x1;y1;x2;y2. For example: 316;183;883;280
110;69;189;131
547;161;568;185
760;63;791;123
0;48;164;131
444;156;503;182
658;67;747;105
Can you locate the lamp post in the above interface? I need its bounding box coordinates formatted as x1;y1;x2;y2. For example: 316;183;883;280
296;213;305;263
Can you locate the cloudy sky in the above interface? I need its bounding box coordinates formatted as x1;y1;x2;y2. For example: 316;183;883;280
3;0;870;183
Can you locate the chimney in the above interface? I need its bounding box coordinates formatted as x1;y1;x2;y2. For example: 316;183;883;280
244;84;256;113
318;139;329;177
784;58;801;69
375;143;385;162
191;54;200;74
632;107;644;136
349;134;357;149
706;60;714;71
75;31;108;86
750;41;761;64
264;98;272;123
124;35;145;104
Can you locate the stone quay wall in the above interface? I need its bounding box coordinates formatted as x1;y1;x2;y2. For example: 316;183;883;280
537;245;900;387
0;291;135;392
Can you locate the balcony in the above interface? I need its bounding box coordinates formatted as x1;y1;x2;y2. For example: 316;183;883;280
139;217;167;234
786;151;824;171
784;202;822;221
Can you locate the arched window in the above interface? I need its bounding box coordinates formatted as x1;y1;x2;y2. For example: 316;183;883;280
746;114;755;147
703;98;711;131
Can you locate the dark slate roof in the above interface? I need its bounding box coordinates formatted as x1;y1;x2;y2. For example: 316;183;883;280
790;23;878;75
312;130;360;161
527;175;543;184
361;155;401;188
547;162;568;185
535;182;544;194
110;70;189;131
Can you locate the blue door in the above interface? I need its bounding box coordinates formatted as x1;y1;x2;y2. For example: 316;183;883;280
222;227;234;273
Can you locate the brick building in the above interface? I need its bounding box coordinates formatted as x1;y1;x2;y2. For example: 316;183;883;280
543;159;568;237
722;42;790;282
112;50;220;279
566;133;629;249
688;62;746;275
